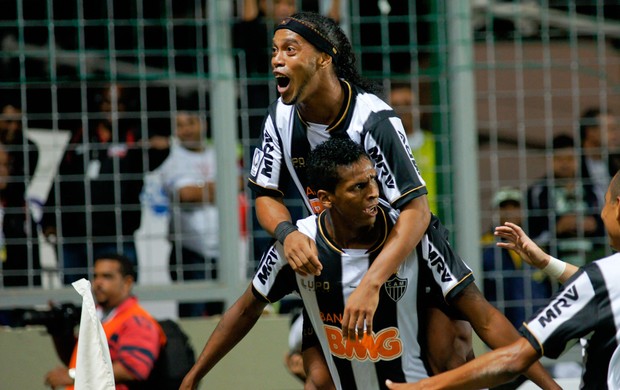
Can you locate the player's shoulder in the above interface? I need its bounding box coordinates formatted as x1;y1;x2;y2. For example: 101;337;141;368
353;88;392;113
296;215;318;240
350;86;400;133
589;254;620;278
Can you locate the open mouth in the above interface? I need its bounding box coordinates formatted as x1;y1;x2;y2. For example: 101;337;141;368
365;204;378;216
276;76;290;89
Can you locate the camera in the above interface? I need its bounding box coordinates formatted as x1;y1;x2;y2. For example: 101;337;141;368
10;303;81;334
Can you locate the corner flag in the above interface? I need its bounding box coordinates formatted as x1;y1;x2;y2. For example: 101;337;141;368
72;279;115;389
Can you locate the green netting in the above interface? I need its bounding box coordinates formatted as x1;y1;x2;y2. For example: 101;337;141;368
0;4;618;354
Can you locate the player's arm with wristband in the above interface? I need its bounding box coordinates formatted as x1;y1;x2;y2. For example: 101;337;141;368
250;113;323;277
341;118;431;339
494;221;578;284
255;196;322;276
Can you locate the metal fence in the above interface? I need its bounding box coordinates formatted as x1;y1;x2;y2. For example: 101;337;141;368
0;1;618;343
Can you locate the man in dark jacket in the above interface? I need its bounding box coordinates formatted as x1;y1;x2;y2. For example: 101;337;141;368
41;84;163;284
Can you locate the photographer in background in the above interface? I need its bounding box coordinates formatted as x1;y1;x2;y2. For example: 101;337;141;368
44;254;165;390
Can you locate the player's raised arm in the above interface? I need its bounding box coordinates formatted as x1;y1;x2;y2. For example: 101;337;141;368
495;222;578;284
385;338;540;390
255;195;322;277
448;284;560;390
341;195;430;339
179;284;267;389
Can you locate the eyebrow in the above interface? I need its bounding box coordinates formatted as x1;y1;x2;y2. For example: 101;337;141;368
273;36;303;47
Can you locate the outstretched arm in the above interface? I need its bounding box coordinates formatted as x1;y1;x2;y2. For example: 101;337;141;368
341;195;430;339
179;284;267;389
255;195;322;276
495;222;578;284
385;338;539;390
452;284;559;390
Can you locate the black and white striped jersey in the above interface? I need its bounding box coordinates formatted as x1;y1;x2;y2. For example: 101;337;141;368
248;80;427;214
252;208;474;390
521;254;620;389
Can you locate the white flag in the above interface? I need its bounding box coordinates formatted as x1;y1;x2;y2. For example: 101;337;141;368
72;278;116;390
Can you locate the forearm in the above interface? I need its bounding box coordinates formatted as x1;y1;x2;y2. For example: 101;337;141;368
531;255;578;284
470;306;556;389
360;196;430;288
410;339;538;390
255;196;291;236
183;285;266;385
178;183;214;204
542;256;578;284
495;222;577;284
455;285;558;390
558;263;579;284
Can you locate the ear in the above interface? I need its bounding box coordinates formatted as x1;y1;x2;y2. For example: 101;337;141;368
122;275;134;293
317;52;332;69
317;189;333;209
615;196;620;222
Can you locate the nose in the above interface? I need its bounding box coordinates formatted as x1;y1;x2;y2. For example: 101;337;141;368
368;179;379;199
272;49;284;69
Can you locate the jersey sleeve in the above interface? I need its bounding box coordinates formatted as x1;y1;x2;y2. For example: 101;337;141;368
362;111;428;210
248;106;287;198
114;315;162;380
421;215;474;302
521;267;598;359
252;242;298;303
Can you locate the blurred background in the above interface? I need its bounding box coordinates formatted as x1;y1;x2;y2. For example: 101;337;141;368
1;1;619;387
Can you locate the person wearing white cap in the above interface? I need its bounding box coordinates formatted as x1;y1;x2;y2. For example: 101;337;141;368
481;187;552;328
526;134;605;267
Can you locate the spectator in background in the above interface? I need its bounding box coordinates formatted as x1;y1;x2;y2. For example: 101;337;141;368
158;111;224;317
41;84;163;284
527;134;605;267
233;0;297;141
0;103;39;184
481;187;551;328
234;0;340;78
0;143;40;288
43;254;165;390
390;82;437;214
579;107;620;206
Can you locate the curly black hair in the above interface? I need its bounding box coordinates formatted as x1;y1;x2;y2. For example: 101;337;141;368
307;137;370;193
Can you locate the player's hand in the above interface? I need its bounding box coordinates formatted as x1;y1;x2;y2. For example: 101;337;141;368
284;230;322;276
386;379;418;389
494;222;550;269
341;281;380;340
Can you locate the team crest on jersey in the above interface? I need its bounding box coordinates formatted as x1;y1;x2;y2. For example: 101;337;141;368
384;275;408;302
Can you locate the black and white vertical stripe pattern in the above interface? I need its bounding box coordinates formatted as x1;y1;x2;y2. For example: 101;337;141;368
521;254;620;389
251;208;474;390
248;81;428;214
